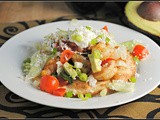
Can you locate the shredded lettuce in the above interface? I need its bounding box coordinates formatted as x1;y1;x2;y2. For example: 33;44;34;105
25;51;49;80
56;28;68;40
22;58;31;75
107;80;135;92
41;39;53;53
35;42;42;51
122;40;139;52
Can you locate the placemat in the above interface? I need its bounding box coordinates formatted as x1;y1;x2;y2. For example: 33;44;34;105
0;10;160;119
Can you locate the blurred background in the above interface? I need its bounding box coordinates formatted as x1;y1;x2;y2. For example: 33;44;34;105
0;1;159;45
0;2;125;23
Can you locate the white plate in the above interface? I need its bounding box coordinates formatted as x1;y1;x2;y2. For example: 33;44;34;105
0;20;160;109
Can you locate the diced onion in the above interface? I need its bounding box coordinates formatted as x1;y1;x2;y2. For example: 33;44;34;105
74;62;83;68
100;89;107;96
129;76;137;83
87;75;97;87
65;91;73;98
56;61;63;75
79;73;88;82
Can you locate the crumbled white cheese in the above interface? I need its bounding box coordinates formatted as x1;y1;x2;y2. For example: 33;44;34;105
87;75;97;87
56;61;63;75
59;40;70;51
135;72;140;78
69;26;97;48
68;26;113;49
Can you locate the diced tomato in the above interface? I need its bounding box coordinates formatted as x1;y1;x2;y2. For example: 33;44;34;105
52;88;66;97
101;58;115;66
40;75;59;94
132;44;149;60
102;25;108;32
60;50;74;64
57;76;68;87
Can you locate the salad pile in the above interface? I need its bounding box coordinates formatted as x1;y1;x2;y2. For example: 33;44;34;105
22;24;149;100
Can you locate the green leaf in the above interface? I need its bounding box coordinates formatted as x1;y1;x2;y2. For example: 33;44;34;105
85;93;92;98
97;34;104;39
23;58;31;63
105;37;110;44
78;93;89;101
90;38;98;45
52;48;57;56
65;91;73;98
71;34;83;42
78;93;92;101
76;68;81;76
60;71;73;84
133;56;140;64
129;76;137;83
86;26;92;30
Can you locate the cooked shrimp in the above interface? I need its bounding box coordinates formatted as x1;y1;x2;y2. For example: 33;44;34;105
92;43;136;82
110;45;128;60
92;42;114;61
93;60;117;81
112;53;136;81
